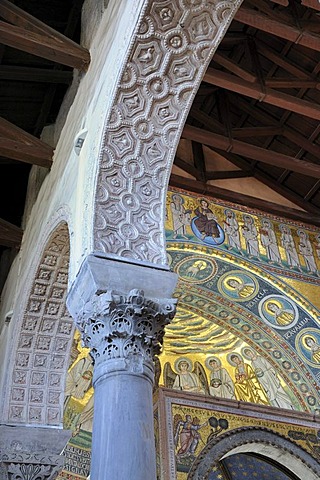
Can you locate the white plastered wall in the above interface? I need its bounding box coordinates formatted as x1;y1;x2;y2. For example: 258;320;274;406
0;0;147;410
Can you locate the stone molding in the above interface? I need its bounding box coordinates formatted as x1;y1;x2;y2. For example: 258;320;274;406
0;425;70;480
93;0;244;265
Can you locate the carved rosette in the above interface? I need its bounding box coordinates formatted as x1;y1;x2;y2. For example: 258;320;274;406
76;289;177;377
1;453;64;480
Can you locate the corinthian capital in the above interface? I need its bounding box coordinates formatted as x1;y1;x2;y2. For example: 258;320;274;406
67;255;178;377
77;288;176;367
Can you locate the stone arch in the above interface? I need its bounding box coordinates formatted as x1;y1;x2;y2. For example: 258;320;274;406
2;221;75;427
188;427;320;480
92;0;244;265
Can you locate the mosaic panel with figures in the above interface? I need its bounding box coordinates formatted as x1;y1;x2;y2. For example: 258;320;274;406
158;390;320;480
59;189;320;478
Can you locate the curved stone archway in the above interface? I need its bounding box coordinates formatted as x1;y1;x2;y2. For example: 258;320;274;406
93;0;244;265
188;427;320;480
2;222;74;427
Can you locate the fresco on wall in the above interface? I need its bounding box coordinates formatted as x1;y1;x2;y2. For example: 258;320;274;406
158;390;320;480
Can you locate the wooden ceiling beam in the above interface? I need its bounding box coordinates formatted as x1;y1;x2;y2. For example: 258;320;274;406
204;68;320;120
256;40;316;80
235;7;320;51
182;124;320;178
301;0;320;12
0;218;23;248
174;156;199;179
232;95;320;159
232;126;283;138
0;65;72;83
235;6;320;51
0;0;89;70
210;147;320;214
206;169;253;180
0;117;53;167
213;53;257;82
170;173;320;225
0;21;89;71
265;78;320;89
192;141;206;182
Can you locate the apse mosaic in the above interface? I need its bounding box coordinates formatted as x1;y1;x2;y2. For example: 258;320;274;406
167;190;320;283
160;188;320;416
59;188;320;479
159;391;320;480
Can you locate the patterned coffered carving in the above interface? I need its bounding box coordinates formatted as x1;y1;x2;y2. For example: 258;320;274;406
93;0;243;264
7;223;74;426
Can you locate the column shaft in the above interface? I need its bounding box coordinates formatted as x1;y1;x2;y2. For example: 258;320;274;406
91;372;155;479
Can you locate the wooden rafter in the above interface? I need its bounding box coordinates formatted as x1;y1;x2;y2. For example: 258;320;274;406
0;0;90;70
0;66;72;83
235;6;320;51
204;68;320;120
0;218;23;248
231;96;320;159
182;124;320;178
206;170;253;180
212;147;320;214
170;174;320;226
192;141;206;182
174;156;199;178
0;117;53;167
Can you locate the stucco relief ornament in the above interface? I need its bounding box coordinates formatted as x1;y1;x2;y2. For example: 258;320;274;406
76;289;177;371
1;454;64;480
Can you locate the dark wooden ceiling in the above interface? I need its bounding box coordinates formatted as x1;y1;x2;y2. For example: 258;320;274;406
0;0;320;291
173;0;320;225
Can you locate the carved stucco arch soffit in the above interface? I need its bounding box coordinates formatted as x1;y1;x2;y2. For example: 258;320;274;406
3;222;75;427
188;427;320;480
93;0;244;264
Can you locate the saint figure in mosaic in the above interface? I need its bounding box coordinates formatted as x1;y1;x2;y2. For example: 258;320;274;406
228;353;269;405
206;357;235;400
242;348;293;410
259;218;281;264
241;215;259;258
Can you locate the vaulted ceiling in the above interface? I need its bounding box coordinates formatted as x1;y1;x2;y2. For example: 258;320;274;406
1;0;320;290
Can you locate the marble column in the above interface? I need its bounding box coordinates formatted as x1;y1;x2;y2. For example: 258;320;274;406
67;254;178;480
0;425;70;479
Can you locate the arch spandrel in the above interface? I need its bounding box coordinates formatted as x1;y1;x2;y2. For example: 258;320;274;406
2;222;75;427
93;0;244;264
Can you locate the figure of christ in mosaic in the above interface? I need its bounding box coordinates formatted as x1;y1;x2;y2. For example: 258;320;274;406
242;348;293;409
259;218;281;264
241;215;259;259
297;229;318;274
223;209;241;252
228;353;269;405
206;357;235;400
194;199;220;240
170;193;192;239
279;224;301;270
172;358;207;394
174;414;208;459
